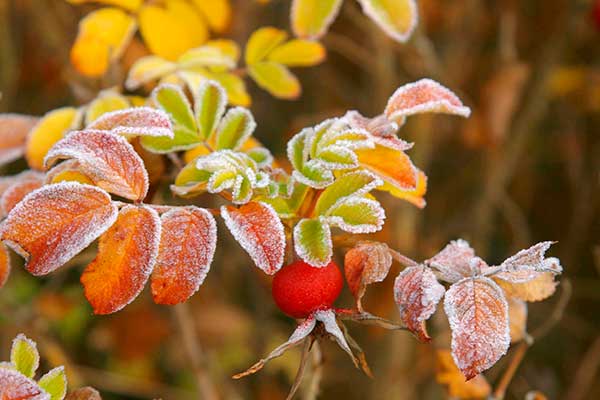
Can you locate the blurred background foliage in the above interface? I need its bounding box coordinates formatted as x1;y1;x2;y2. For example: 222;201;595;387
0;0;599;399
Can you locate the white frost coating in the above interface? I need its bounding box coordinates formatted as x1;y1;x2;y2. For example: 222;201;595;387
356;0;418;43
291;167;334;189
287;129;310;171
221;202;285;275
215;107;256;150
11;334;39;377
314;309;354;361
384;79;471;123
0;182;118;276
320;171;383;214
38;366;67;400
499;241;555;273
293;218;332;267
0;368;50;400
86;107;174;139
44;130;149;201
315;145;359;170
291;0;343;39
247;147;274;168
426;239;481;283
0;173;44;217
151;83;196;127
443;276;510;380
324;197;386;234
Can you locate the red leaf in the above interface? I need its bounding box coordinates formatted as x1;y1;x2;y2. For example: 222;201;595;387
44;130;149;201
0;114;38;166
344;241;392;310
394;265;445;342
444;277;510;380
0;242;10;289
426;239;487;283
221;201;285;275
0;175;44;217
81;205;160;314
151;207;217;305
0;182;118;276
87;107;173;138
0;368;49;400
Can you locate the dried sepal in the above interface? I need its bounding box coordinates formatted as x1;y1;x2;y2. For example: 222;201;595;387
0;182;118;276
344;241;393;310
293;218;332;267
44;130;149;201
314;309;357;367
426;239;485;283
435;349;492;399
86;107;173;139
356;0;418;43
81;205;161;314
384;79;471;124
0;242;10;289
221;202;285;275
444;277;510;380
0;368;49;400
394;265;445;342
0;114;38;166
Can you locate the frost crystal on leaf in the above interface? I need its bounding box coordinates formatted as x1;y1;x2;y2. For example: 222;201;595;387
426;239;486;283
394;265;445;342
86;107;173;138
444;277;510;380
0;368;49;400
0;176;44;217
0;114;38;167
293;218;332;267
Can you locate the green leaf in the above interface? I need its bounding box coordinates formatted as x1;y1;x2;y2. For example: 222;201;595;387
315;146;358;169
248;62;301;99
173;159;212;196
10;334;39;378
325;197;385;233
356;0;418;43
287;129;310;171
194;80;227;140
246;147;273;167
152;84;196;132
313;171;382;215
38;367;67;400
294;162;334;188
140;126;201;153
214;107;256;150
293;218;332;266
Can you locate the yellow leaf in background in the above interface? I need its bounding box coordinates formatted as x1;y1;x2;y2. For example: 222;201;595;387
291;0;343;39
267;39;326;67
248;62;300;99
139;0;208;61
548;66;586;97
85;92;130;125
206;71;251;107
67;0;143;11
356;0;418;43
26;107;80;171
70;7;136;77
192;0;231;33
127;95;148;107
205;39;240;64
245;27;287;65
125;56;177;90
436;349;491;399
381;169;427;208
178;46;237;70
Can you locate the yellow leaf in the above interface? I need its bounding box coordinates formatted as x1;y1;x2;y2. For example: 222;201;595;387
139;0;208;60
125;56;177;90
191;0;231;32
381;169;427;208
205;39;240;64
67;0;143;12
70;7;136;77
206;71;251;107
291;0;343;39
436;349;491;399
183;143;212;164
245;27;287;65
85;92;130;125
357;0;418;43
248;62;300;99
26;107;80;171
267;39;325;67
356;144;418;192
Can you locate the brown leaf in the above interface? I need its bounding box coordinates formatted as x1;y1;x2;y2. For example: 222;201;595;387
66;387;102;400
344;241;392;310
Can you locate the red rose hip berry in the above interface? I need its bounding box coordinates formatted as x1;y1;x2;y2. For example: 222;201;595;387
272;259;343;318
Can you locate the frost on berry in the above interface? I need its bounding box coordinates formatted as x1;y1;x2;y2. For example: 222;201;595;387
44;130;149;201
444;277;510;380
394;265;445;342
81;205;161;315
0;114;39;167
0;175;44;217
221;202;285;275
86;107;173;139
0;368;49;400
0;242;10;289
426;239;487;283
0;182;118;276
151;207;217;305
384;79;471;124
233;315;316;379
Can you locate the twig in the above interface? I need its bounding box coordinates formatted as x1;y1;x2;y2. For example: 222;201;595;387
287;337;313;400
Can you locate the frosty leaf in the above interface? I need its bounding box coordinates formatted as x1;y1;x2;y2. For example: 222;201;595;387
248;62;301;100
394;265;445;342
507;297;527;343
0;368;49;400
214;107;256;150
357;0;418;43
0;114;38;166
426;239;483;283
444;277;510;380
0;182;118;276
497;241;559;275
344;242;392;310
381;168;427;208
246;147;273;168
81;205;161;315
313;171;382;216
494;272;559;302
287;129;310;172
26;107;79;171
293;218;332;267
151;207;217;304
384;79;471;123
45;130;149;201
38;367;67;400
245;27;288;65
324;197;385;234
45;160;93;186
84;92;130;126
86;107;173;139
194;80;227;140
221;202;285;275
10;334;39;378
314;309;357;367
0;175;44;217
0;242;10;289
65;387;101;400
233;315;316;379
291;0;343;39
267;40;326;67
436;349;492;399
125;56;177;90
356;144;418;192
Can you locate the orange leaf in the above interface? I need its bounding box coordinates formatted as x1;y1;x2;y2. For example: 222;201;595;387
0;175;44;217
0;114;38;166
45;130;149;201
394;265;445;342
494;272;558;302
0;182;118;276
344;241;392;310
81;205;160;314
0;368;46;400
444;277;510;380
0;242;10;289
435;349;492;399
380;168;427;208
221;202;285;275
356;144;418;191
151;207;217;305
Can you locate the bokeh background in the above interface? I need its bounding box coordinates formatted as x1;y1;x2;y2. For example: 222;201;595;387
1;0;599;399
